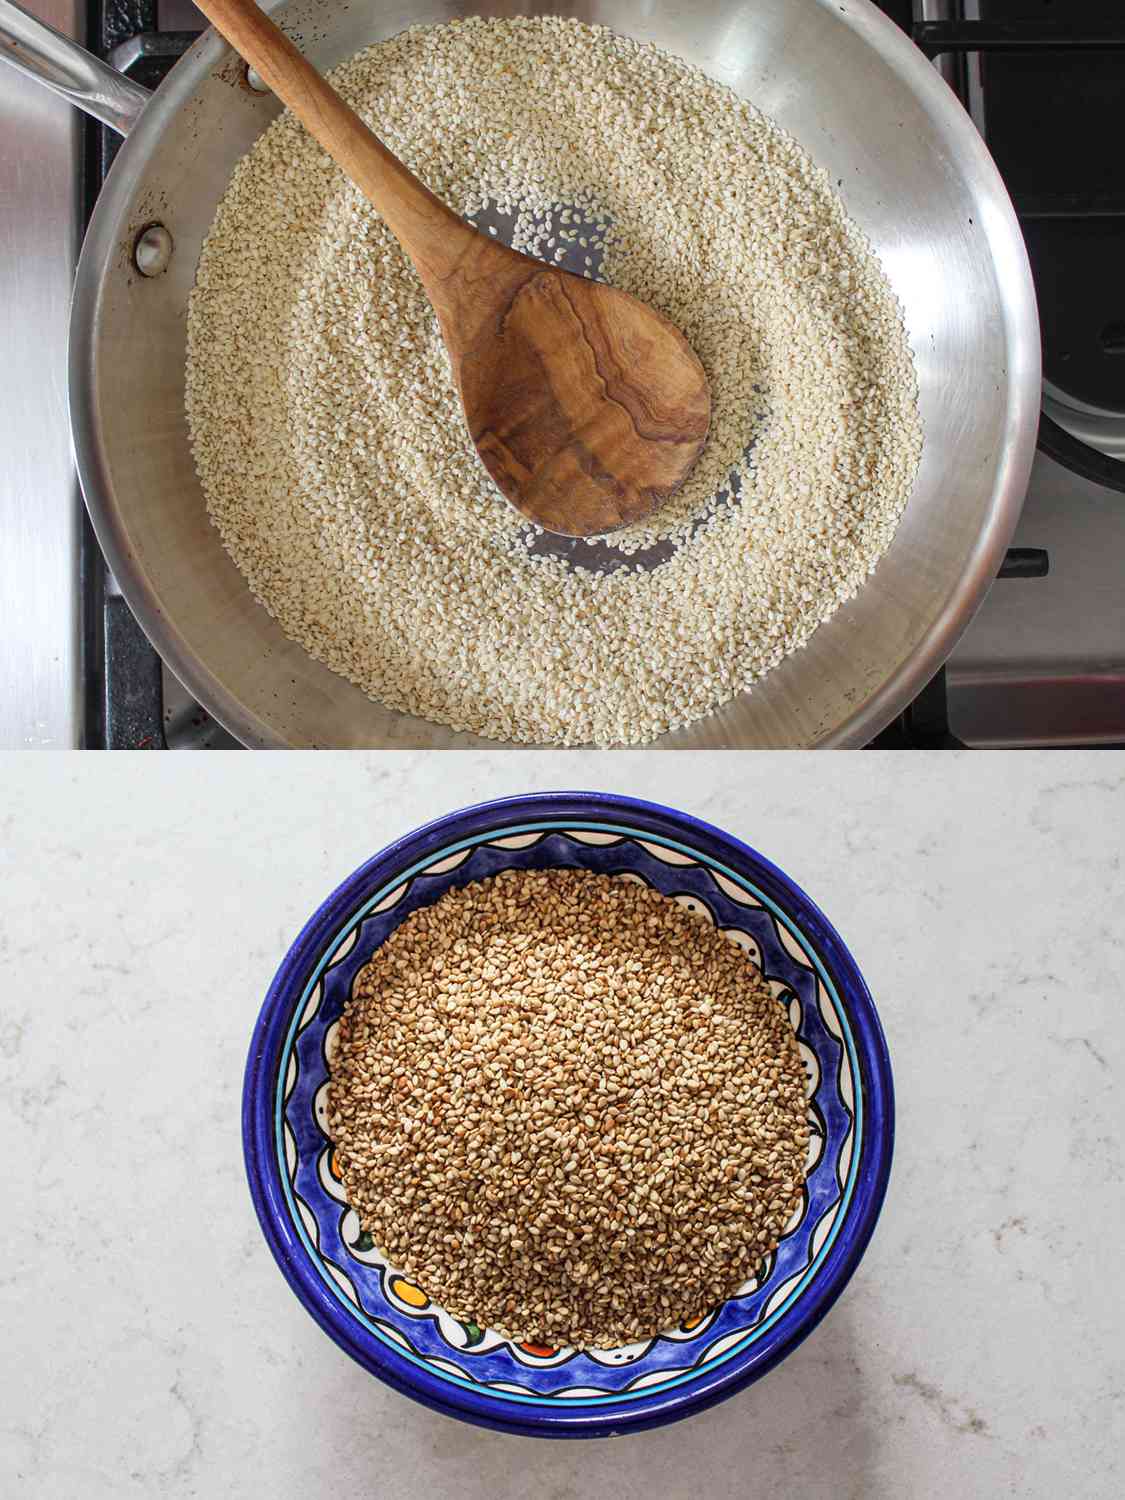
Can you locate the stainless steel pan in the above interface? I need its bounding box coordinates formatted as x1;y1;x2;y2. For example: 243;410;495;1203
0;0;1041;748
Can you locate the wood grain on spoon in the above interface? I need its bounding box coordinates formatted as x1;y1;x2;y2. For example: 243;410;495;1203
193;0;711;537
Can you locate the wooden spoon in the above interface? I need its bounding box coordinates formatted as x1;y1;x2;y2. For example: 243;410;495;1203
193;0;711;537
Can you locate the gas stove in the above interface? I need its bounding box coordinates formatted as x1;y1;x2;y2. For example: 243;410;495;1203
913;1;1125;748
2;0;1122;747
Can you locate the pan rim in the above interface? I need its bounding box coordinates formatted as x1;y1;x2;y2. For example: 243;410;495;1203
67;0;1042;749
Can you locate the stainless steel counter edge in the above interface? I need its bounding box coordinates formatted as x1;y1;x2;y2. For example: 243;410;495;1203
0;0;83;747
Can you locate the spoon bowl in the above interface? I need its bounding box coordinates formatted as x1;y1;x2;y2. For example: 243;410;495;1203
444;245;711;536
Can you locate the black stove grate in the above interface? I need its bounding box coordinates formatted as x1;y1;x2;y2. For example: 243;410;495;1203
915;2;1125;497
85;4;219;746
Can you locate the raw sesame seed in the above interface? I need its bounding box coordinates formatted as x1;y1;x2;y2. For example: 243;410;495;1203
186;17;921;748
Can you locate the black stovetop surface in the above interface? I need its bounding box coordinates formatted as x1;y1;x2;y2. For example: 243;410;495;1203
974;2;1125;417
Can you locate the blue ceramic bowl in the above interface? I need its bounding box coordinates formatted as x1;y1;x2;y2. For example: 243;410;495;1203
243;792;893;1438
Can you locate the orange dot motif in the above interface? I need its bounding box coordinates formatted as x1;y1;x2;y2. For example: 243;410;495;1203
389;1277;430;1310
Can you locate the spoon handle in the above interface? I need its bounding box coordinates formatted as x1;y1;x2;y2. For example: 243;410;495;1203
193;0;474;276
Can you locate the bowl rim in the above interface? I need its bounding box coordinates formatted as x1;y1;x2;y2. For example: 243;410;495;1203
242;791;894;1438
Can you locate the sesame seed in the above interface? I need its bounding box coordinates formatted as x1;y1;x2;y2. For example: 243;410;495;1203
326;868;810;1349
185;16;921;748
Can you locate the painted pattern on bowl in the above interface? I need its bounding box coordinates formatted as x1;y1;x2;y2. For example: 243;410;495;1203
245;795;893;1436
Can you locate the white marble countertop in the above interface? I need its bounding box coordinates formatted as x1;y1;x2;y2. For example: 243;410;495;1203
2;753;1122;1497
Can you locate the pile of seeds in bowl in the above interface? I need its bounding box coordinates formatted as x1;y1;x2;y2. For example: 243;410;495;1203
326;868;810;1349
186;15;921;747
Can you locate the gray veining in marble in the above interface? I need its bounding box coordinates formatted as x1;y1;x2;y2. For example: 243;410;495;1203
1;753;1122;1497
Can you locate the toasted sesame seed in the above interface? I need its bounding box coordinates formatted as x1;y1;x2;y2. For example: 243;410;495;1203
326;868;810;1349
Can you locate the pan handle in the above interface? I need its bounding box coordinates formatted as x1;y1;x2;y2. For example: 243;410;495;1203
0;0;150;135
